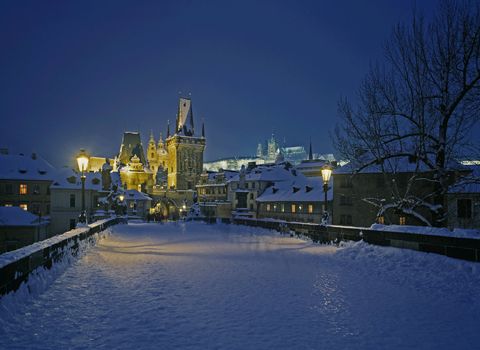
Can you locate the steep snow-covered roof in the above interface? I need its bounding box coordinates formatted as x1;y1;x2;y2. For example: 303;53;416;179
228;163;301;183
205;170;238;182
296;160;327;169
448;166;480;194
0;153;57;181
334;153;465;175
257;177;333;203
51;169;104;191
125;189;152;201
0;207;45;226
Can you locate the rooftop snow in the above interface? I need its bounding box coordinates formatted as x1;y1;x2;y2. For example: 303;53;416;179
51;168;104;191
257;177;333;202
0;207;44;226
0;153;57;181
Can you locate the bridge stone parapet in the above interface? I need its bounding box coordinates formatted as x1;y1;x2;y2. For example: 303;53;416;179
232;218;480;262
0;217;127;297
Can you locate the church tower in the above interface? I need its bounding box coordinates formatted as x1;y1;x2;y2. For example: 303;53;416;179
147;131;159;173
165;97;206;190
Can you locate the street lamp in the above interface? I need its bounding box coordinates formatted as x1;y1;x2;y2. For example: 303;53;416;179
321;163;332;225
76;149;89;224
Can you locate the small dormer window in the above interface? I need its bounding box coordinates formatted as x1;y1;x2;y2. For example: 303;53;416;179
38;170;47;175
18;169;27;174
305;186;312;193
292;187;300;193
67;176;76;184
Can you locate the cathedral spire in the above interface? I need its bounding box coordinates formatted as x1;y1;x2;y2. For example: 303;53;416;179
309;138;313;161
202;119;205;138
167;120;170;138
149;130;155;143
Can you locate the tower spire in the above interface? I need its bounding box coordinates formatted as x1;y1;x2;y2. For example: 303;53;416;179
201;118;205;138
167;120;170;138
308;138;313;161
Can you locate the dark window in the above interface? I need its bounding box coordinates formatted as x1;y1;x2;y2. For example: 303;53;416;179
46;204;50;215
340;195;352;206
250;193;254;200
69;219;76;230
340;215;353;225
33;184;40;195
31;203;40;214
376;176;385;188
70;194;76;208
457;199;472;219
5;184;13;194
236;192;247;208
340;177;353;188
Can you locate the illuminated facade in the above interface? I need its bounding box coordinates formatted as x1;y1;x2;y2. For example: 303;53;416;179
147;97;206;190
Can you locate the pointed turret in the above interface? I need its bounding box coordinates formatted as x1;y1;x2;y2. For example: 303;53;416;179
309;139;313;161
167;120;170;138
201;121;205;138
176;97;194;136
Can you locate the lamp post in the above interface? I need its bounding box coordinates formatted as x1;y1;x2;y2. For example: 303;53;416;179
118;194;125;216
321;163;332;225
76;149;89;224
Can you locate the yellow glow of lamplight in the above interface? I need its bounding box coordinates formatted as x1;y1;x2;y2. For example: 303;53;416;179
76;149;90;172
321;164;332;184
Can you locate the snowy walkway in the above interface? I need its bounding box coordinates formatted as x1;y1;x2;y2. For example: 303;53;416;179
1;222;480;349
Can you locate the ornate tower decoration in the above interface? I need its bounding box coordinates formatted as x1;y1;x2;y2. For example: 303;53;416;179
118;132;147;166
166;97;206;190
147;131;158;172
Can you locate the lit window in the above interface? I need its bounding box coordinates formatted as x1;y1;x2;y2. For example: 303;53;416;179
19;184;27;195
378;216;385;224
399;216;406;225
281;204;285;212
19;204;28;211
291;204;296;213
299;205;303;212
308;204;313;214
266;204;271;212
273;204;277;211
4;204;12;207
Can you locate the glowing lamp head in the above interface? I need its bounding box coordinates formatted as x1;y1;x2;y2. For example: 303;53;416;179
182;203;187;210
76;149;90;173
118;194;125;202
321;163;332;185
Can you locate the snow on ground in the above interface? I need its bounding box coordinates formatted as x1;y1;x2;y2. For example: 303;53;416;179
370;223;480;239
1;222;480;350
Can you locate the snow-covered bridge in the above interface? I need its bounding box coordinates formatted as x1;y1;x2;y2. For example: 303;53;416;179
1;222;480;349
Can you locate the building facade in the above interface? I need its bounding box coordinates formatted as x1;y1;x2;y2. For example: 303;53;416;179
0;152;57;217
147;97;206;191
256;178;331;224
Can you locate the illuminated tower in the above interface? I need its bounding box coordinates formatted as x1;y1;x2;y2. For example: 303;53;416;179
165;97;206;190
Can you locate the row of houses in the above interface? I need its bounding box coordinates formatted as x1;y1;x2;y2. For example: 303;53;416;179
1;149;479;252
197;157;480;229
0;151;152;252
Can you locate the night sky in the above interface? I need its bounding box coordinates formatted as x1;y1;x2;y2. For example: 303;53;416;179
1;0;438;167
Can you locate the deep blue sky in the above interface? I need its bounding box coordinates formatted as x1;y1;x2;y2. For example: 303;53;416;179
0;0;438;166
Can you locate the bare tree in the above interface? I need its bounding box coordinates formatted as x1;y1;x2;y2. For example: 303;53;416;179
334;0;480;226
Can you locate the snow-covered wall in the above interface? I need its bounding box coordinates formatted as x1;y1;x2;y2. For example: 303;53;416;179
0;217;127;297
233;218;480;262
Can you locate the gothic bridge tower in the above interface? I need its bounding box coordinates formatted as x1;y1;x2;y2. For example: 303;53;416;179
166;97;206;190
